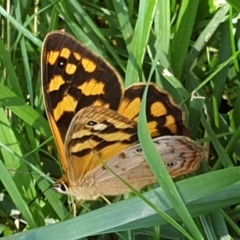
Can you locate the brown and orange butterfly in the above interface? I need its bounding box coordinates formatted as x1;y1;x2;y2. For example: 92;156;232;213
41;31;205;201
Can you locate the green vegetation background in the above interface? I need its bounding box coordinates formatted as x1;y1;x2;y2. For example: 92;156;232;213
0;0;240;239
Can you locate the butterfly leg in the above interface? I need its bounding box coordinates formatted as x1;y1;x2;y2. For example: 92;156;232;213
100;195;111;205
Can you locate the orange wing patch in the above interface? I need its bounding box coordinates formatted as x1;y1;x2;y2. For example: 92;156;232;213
81;58;97;72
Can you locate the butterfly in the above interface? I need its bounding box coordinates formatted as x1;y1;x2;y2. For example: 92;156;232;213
41;31;205;201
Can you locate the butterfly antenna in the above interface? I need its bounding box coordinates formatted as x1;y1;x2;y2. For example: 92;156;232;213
28;185;52;206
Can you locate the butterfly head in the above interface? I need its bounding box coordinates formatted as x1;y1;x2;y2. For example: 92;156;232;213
53;174;101;200
53;176;69;195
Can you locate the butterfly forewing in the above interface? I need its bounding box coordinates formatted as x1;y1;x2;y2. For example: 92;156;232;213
64;106;139;182
42;31;124;171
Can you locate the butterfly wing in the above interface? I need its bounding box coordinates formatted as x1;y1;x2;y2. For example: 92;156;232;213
64;106;139;184
119;83;189;137
41;31;124;171
83;136;205;196
63;105;204;199
63;84;191;193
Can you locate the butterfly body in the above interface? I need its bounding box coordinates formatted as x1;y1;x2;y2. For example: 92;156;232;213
42;31;205;201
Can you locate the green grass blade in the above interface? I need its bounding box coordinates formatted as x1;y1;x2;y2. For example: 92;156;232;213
125;1;158;86
3;168;240;239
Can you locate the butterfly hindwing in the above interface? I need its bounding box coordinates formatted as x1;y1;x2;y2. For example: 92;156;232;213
119;83;189;137
64;105;204;194
81;136;205;196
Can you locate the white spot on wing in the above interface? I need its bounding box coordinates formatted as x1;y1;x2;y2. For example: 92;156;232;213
93;123;107;131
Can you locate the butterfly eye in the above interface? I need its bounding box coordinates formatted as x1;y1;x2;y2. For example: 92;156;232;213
53;182;68;194
165;162;177;168
60;183;68;192
87;120;97;126
57;57;67;68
